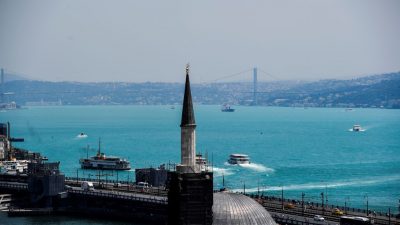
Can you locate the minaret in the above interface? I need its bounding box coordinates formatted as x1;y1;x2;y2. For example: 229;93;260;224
177;64;197;173
167;65;213;225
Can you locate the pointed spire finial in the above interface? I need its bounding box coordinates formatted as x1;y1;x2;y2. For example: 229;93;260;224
180;64;196;127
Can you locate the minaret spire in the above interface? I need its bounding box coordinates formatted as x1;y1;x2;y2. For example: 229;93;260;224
178;63;198;173
180;64;196;127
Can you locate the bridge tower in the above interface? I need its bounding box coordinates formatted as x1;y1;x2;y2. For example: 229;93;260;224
1;68;4;104
253;67;258;105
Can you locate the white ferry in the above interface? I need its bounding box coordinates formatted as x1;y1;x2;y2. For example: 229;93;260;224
79;140;130;170
227;154;250;165
80;153;131;170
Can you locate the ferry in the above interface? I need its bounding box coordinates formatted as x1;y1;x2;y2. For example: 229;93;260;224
227;154;250;165
0;102;18;111
221;104;235;112
352;124;362;132
79;140;130;170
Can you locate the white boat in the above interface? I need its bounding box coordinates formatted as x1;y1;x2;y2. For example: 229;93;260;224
77;133;88;138
352;125;362;132
227;154;250;165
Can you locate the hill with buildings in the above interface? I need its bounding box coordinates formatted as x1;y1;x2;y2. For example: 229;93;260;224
2;72;400;108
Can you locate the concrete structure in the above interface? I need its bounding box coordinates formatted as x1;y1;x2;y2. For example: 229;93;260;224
135;164;168;187
27;162;65;206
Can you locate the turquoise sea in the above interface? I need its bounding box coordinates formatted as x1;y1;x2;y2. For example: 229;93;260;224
1;105;399;224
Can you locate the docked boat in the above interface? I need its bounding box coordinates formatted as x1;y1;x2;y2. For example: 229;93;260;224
221;104;235;112
79;140;130;170
227;154;250;165
352;124;362;132
0;160;29;174
196;153;208;171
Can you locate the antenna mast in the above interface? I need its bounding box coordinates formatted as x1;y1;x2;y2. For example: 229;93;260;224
98;138;101;155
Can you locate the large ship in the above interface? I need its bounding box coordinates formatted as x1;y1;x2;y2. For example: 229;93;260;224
79;139;131;170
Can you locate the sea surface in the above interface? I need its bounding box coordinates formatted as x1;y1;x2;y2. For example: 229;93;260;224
1;105;399;224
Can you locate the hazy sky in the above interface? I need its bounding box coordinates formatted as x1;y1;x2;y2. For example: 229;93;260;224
0;0;399;83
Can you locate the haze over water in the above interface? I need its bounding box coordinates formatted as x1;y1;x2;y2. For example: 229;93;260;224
1;105;399;224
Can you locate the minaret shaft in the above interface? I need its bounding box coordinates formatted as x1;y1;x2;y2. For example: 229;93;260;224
181;127;196;167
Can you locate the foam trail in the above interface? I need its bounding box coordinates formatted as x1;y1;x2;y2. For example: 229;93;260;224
213;167;235;177
232;175;400;193
238;163;275;173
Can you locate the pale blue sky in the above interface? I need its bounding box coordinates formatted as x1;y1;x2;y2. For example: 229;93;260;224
0;0;399;83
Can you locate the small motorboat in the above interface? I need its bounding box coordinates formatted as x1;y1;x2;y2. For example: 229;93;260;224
352;125;362;132
221;104;235;112
77;132;88;138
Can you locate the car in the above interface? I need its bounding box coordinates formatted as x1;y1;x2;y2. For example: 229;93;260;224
284;203;295;209
81;181;95;191
314;215;325;221
137;182;149;191
332;208;344;216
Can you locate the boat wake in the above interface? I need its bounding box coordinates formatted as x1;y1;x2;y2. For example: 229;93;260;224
224;162;274;173
238;163;275;173
213;167;235;177
232;175;400;193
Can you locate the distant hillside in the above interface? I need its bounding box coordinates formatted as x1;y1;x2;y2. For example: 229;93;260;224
1;72;29;82
2;72;400;108
260;72;400;108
